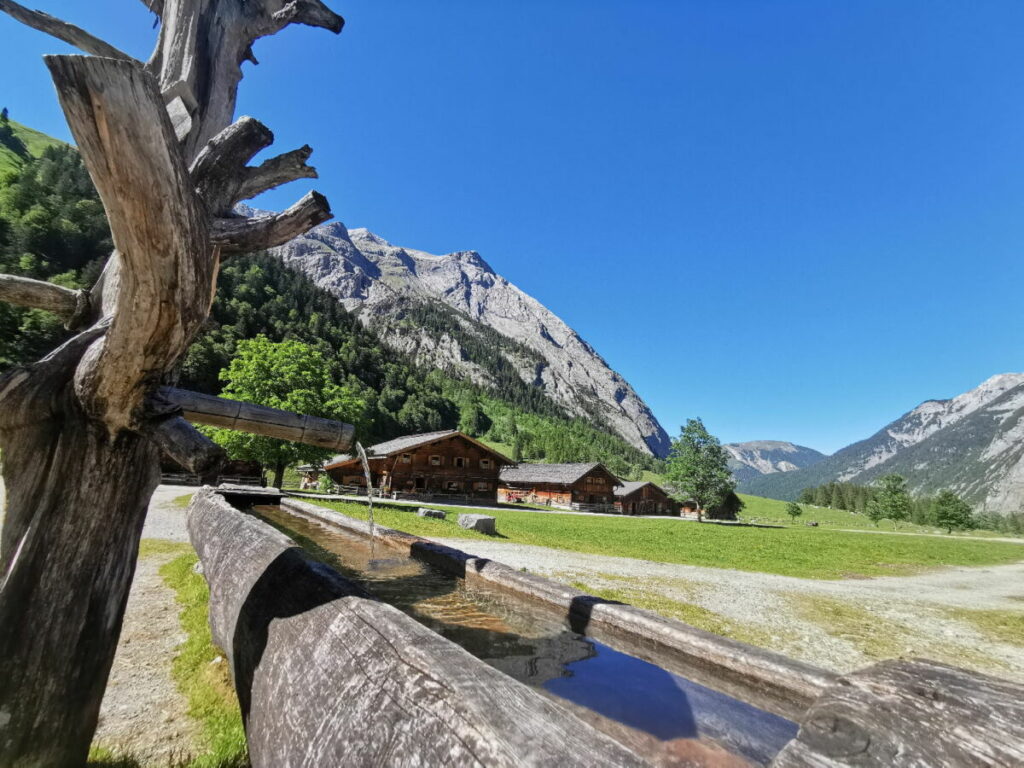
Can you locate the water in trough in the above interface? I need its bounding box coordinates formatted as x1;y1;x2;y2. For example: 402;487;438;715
253;505;798;767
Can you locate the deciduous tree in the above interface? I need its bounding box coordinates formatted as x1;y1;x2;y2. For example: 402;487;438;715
204;336;365;488
664;418;734;522
867;473;911;527
933;489;975;534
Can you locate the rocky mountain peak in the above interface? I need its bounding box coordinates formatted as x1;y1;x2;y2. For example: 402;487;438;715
271;223;671;457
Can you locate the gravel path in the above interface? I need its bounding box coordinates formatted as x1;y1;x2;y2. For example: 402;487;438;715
433;536;1024;679
94;547;200;764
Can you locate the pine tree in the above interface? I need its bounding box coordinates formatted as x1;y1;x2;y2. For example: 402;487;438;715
869;474;911;527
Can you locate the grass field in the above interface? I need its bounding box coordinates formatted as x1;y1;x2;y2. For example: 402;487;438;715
738;493;1020;538
307;498;1024;580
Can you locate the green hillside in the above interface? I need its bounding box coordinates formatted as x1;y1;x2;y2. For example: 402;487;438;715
0;114;66;175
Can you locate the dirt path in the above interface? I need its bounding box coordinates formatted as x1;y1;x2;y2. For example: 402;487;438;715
94;546;200;764
434;536;1024;680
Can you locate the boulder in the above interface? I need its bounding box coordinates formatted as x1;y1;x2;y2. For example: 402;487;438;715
417;507;446;520
458;514;497;535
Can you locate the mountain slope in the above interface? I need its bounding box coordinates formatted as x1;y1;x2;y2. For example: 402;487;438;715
0;117;65;175
740;374;1024;513
725;440;827;483
272;222;671;456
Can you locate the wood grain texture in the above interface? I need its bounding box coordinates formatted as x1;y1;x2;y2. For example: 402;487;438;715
188;491;649;767
161;386;355;451
46;55;217;432
281;498;836;722
770;659;1024;768
210;190;332;252
0;272;86;321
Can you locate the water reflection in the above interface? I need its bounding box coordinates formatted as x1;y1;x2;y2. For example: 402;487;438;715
254;506;797;766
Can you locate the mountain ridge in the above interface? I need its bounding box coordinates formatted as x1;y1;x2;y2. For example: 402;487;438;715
725;440;827;483
271;220;672;457
739;374;1024;514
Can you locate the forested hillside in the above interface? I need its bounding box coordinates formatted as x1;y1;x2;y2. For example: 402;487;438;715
0;125;660;476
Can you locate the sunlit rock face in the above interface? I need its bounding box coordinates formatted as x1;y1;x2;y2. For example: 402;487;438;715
272;222;671;457
738;374;1024;514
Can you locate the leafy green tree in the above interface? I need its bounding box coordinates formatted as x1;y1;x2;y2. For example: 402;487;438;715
786;501;803;522
203;336;367;488
867;474;911;527
932;490;974;534
664;418;734;522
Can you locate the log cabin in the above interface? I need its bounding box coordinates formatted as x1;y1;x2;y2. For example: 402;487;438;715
613;480;678;515
324;430;513;501
498;462;621;511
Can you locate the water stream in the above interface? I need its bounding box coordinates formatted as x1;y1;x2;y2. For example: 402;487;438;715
254;505;798;767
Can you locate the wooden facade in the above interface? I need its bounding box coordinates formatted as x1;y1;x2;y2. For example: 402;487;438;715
325;430;512;500
614;481;678;515
498;463;621;511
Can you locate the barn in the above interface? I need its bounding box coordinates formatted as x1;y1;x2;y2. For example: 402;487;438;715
613;480;678;515
498;462;621;512
324;430;512;501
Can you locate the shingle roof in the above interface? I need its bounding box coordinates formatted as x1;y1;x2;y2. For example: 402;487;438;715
365;429;459;457
614;480;651;497
499;462;617;486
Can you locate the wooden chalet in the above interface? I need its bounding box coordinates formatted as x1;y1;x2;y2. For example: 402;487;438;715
613;480;678;516
324;430;512;500
498;462;621;512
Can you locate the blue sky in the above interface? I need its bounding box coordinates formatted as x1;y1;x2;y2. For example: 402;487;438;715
3;1;1023;454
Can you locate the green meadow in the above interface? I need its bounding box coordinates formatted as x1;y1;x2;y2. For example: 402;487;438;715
306;498;1024;580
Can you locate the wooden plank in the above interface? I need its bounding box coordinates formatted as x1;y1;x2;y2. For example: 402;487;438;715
160;386;354;452
770;658;1024;767
188;490;648;767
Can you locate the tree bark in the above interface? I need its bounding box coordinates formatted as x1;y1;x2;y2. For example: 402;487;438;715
273;459;286;490
0;3;342;763
0;366;159;767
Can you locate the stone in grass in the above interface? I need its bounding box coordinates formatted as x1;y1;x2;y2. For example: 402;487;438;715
417;507;446;520
458;514;496;535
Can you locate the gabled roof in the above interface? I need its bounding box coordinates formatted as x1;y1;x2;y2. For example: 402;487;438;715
499;462;620;486
325;430;512;470
614;480;669;498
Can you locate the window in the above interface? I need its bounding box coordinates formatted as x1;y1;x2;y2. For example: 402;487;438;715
445;480;461;491
480;458;492;469
474;481;491;491
430;455;443;467
454;457;465;468
399;453;412;464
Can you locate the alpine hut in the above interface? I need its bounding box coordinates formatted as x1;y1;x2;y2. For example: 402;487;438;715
498;462;621;512
613;480;678;515
324;430;512;501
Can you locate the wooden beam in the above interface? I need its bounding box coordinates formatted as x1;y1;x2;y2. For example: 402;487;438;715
0;0;139;62
160;387;354;452
145;415;226;475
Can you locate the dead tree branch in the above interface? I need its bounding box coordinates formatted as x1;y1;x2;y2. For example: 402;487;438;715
46;55;217;432
211;191;331;252
238;146;317;201
0;273;90;326
0;0;140;62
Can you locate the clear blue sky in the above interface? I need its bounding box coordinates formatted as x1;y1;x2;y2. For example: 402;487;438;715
4;1;1023;454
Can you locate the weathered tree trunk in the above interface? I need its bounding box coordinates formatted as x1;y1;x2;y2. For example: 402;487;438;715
0;2;343;763
272;458;286;490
